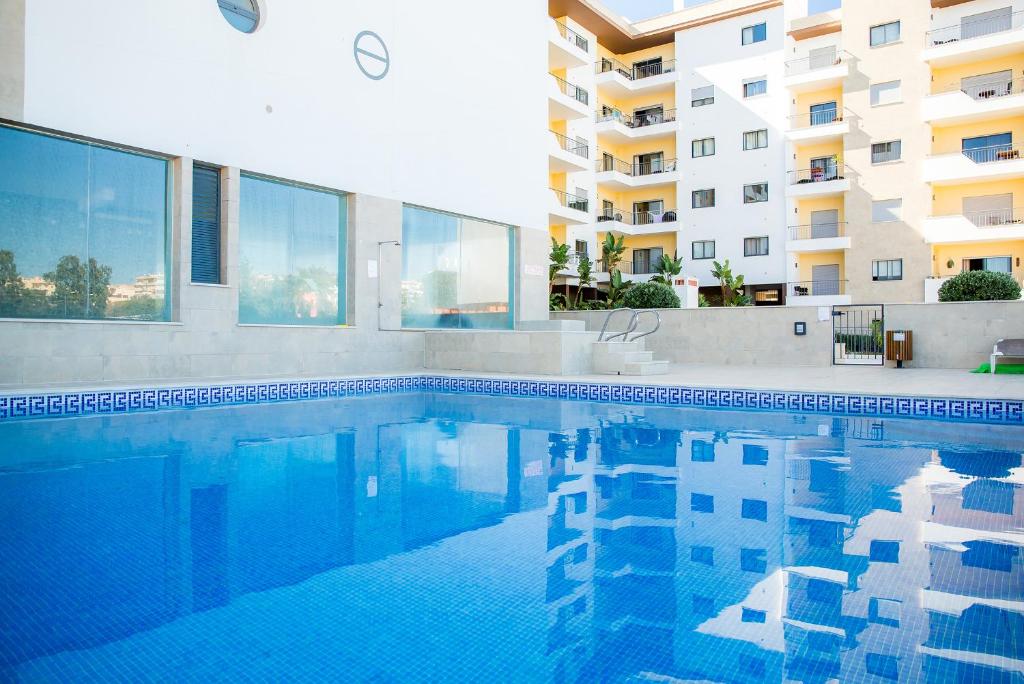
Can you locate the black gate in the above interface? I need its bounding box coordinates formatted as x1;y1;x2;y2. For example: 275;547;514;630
832;305;884;365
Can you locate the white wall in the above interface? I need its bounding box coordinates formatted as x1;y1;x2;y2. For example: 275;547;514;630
675;6;788;287
21;0;548;232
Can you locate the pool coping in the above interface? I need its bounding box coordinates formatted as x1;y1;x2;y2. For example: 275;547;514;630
0;372;1021;425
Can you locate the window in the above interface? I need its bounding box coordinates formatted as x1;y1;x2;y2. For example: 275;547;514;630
872;259;903;282
218;0;260;33
692;137;715;158
869;540;900;563
239;175;347;326
692;240;715;260
743;129;767;150
740;548;767;573
691;492;714;513
742;499;768;522
870;21;900;46
964;256;1012;273
743;78;767;97
744;237;769;256
809;101;837;126
691;440;715;462
871;140;902;164
0;124;170;321
191;164;222;285
869;597;901;627
691;546;714;566
870;80;901;106
574;239;588;257
742;608;766;623
743;444;768;466
400;205;514;329
742;22;767;45
743;183;768;203
632;247;662;274
692;189;715;209
691;85;714;107
872;199;902;223
865;654;899;681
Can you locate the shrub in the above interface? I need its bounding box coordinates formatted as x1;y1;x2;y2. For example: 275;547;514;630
937;271;1021;302
621;282;680;309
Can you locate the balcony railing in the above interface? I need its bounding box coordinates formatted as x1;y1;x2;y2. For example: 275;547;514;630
551;74;589;106
962;207;1024;227
788;109;844;129
788;280;847;297
596;58;677;81
596;207;678;225
553;19;589;53
597;156;678;177
788;222;847;240
789;164;847;185
926;10;1023;47
784;48;843;76
551;188;589;213
596;108;677;128
934;78;1023;100
551;130;589;158
962;143;1021;164
597;260;635;274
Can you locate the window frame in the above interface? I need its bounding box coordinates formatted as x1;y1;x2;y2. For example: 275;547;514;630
691;137;716;158
871;139;902;164
743;78;768;98
871;258;903;282
743;129;768;150
869;20;900;47
691;85;715;107
743;236;769;257
692;240;716;260
190;163;223;285
741;22;767;45
692;188;716;209
743;183;769;204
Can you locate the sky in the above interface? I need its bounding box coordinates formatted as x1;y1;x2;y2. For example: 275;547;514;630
600;0;840;21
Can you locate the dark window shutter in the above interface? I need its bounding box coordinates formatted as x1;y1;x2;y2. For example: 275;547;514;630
191;165;221;284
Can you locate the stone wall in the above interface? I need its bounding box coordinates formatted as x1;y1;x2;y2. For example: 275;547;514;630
424;330;597;375
554;301;1024;369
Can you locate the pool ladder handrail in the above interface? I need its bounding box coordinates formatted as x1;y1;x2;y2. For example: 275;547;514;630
597;308;661;343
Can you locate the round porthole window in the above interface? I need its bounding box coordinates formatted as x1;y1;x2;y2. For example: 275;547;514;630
218;0;260;33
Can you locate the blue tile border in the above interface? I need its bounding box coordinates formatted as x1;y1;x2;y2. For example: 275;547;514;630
0;374;1020;426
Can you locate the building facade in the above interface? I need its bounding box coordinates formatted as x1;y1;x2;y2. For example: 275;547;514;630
549;0;1024;305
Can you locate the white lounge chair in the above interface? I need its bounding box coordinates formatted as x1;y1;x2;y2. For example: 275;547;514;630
990;339;1024;374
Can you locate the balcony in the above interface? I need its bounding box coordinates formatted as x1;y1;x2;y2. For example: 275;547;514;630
785;223;851;253
923;207;1024;244
923;10;1024;66
549;130;590;173
549;188;590;225
549;18;589;69
786;165;851;199
923;78;1024;125
783;49;848;92
785;110;849;144
595;156;679;189
594;257;663;284
593;207;679;236
786;280;851;306
923;144;1024;185
594;58;677;97
549;74;590;120
594;108;676;143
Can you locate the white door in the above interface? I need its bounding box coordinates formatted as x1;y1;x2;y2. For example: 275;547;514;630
963;193;1013;226
810;209;840;238
812;264;840;296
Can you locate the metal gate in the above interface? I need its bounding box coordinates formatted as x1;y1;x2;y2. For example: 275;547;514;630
832;304;884;365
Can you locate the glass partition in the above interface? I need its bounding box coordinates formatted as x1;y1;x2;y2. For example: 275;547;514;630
401;206;514;329
0;125;170;320
238;175;347;326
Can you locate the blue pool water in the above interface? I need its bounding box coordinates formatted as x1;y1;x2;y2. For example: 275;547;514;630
1;392;1022;683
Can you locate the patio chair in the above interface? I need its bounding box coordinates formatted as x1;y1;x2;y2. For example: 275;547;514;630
991;338;1024;374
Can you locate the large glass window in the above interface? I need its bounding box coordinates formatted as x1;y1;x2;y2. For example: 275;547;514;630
0;125;170;321
401;205;514;329
238;175;347;326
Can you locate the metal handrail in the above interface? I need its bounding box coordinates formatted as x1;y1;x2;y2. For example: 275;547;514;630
550;73;590;105
788;280;848;297
596;58;677;81
596;207;678;226
788;109;844;128
598;307;636;342
926;10;1023;47
932;78;1023;99
597;155;678;176
550;130;589;158
788;222;847;240
789;164;847;184
784;48;844;76
627;310;661;343
596;107;677;128
961;143;1021;164
553;19;589;52
550;187;589;212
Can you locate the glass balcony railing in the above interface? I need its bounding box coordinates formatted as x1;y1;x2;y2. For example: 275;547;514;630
926;10;1023;47
550;188;589;213
788;222;847;240
597;156;678;177
784;48;843;76
551;74;589;106
596;108;677;128
550;131;589;158
788;280;847;297
596;58;676;81
553;19;589;53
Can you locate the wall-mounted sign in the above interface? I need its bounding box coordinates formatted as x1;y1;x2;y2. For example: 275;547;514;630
354;30;390;81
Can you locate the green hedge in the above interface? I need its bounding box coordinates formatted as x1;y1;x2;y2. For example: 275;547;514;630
621;282;680;309
938;271;1021;302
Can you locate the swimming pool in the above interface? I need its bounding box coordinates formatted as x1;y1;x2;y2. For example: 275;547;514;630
1;392;1022;682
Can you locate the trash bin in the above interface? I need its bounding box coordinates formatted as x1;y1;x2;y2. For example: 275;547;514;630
885;330;913;368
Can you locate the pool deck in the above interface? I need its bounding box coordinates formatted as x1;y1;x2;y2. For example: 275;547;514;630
5;364;1023;401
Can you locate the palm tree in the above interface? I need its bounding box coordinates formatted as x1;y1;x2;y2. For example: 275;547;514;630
650;253;682;285
600;233;625;273
573;255;593;309
549;238;570;295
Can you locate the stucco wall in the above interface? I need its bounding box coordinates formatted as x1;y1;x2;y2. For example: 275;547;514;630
424;330;597;375
554;301;1024;369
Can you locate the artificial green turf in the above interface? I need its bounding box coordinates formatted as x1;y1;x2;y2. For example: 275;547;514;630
972;363;1024;374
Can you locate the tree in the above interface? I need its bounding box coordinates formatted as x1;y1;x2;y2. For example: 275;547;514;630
549;238;570;295
0;250;26;317
622;282;680;309
573;254;593;310
710;259;751;307
650;253;682;285
938;270;1022;302
600;233;626;273
606;269;633;309
43;255;112;318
